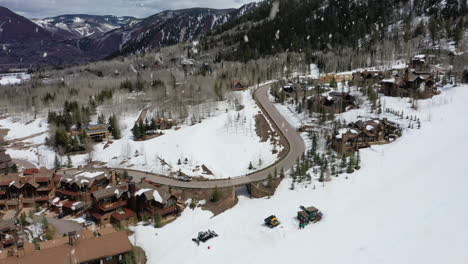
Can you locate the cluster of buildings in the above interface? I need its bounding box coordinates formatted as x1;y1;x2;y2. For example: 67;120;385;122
0;168;55;211
53;170;180;225
331;118;401;155
0;168;180;252
351;54;441;100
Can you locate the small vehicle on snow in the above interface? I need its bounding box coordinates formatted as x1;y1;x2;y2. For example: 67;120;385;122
297;206;323;225
192;230;218;245
264;215;280;228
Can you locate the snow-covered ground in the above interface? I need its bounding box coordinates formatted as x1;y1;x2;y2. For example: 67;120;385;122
1;89;279;179
130;84;468;264
0;73;31;86
91;89;279;178
0;117;48;140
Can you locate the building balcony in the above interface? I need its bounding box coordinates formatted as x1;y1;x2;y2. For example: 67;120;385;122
22;197;35;204
56;189;78;197
98;200;127;212
144;205;177;216
35;196;50;202
37;185;53;192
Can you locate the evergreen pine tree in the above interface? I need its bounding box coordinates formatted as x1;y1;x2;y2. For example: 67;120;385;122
347;154;355;174
54;155;61;170
267;173;273;187
319;167;324;182
211;186;221;202
108;114;121;139
248;161;253;170
153;213;162;228
341;155;347;168
355;151;361;170
66;155;73;168
132;124;141;139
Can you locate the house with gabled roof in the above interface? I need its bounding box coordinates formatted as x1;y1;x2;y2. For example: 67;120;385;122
0;168;55;210
53;171;109;217
307;92;357;114
380;70;439;99
88;183;136;226
331;118;401;155
351;70;384;87
132;181;179;219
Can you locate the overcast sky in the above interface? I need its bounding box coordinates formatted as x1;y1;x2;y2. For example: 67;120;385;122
0;0;257;19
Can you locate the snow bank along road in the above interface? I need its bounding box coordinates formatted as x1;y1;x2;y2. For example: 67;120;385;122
109;83;305;189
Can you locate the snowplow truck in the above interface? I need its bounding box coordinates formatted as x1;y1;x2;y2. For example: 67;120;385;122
297;206;323;224
264;215;280;228
192;230;218;246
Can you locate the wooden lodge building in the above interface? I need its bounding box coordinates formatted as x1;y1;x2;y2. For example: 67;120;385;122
351;71;384;87
380;70;439;99
89;183;136;226
308;92;357;114
53;171;110;216
133;181;179;219
331;118;401;155
85;124;110;142
0;168;56;211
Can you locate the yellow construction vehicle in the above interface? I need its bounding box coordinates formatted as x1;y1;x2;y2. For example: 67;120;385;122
264;215;280;228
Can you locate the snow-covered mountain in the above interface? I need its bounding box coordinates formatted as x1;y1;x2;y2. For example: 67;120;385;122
0;6;88;68
32;14;140;39
79;3;258;58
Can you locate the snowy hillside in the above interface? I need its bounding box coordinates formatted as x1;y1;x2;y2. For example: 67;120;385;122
0;73;31;86
33;14;139;38
130;84;468;264
89;89;279;178
0;89;280;179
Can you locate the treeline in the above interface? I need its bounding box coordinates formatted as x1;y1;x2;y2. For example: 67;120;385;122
132;117;167;140
46;100;121;153
206;0;467;64
47;101;94;131
46;101;94;153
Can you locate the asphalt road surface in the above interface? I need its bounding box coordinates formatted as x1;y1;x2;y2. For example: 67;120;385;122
124;83;304;188
64;83;305;189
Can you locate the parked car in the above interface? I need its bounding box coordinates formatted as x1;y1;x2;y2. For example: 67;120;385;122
177;175;192;182
83;221;94;227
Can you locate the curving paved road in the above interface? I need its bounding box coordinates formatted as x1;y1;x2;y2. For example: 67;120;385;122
129;83;304;188
66;84;305;189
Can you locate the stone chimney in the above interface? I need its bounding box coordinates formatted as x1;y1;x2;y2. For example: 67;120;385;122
68;231;77;246
127;182;137;212
110;169;117;184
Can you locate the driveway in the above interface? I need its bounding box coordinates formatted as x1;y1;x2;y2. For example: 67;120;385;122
46;217;83;236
